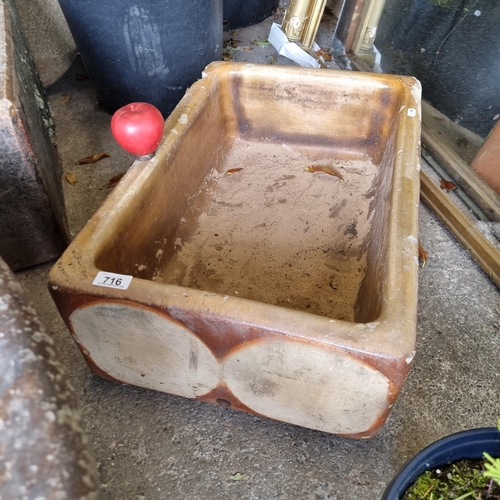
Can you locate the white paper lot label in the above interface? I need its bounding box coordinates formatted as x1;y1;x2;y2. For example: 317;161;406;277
92;271;133;290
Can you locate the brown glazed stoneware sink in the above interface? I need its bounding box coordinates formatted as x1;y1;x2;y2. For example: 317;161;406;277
49;62;421;438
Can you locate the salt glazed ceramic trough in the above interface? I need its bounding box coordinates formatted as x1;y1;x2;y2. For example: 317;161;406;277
49;62;421;438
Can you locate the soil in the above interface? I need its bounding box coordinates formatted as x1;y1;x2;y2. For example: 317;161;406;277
158;139;377;321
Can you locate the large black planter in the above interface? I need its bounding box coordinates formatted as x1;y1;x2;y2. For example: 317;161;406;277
382;428;500;499
223;0;278;30
376;0;500;137
58;0;223;116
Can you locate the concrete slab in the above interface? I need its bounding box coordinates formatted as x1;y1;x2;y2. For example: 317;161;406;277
12;0;76;86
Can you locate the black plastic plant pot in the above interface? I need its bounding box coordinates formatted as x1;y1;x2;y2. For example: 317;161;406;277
382;427;500;500
223;0;279;30
57;0;223;117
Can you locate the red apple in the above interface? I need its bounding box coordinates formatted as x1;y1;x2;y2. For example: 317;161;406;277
111;102;164;157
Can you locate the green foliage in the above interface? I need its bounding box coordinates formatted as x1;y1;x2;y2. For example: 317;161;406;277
403;422;500;498
480;418;500;487
403;460;492;499
483;452;500;487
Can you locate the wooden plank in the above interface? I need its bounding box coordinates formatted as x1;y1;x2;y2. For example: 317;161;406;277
420;169;500;288
421;100;483;165
421;123;500;222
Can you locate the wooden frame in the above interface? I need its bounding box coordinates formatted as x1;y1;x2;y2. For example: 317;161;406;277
421;120;500;222
420;170;500;287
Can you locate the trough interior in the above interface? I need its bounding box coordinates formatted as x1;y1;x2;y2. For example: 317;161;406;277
94;67;405;323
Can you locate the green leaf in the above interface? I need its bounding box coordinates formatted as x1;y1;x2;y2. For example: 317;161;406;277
230;472;249;481
251;39;270;46
453;492;475;500
483;452;500;485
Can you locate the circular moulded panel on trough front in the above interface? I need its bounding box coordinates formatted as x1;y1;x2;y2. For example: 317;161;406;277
70;302;220;398
223;339;390;435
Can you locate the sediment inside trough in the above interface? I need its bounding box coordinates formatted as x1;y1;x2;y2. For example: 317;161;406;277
157;140;377;321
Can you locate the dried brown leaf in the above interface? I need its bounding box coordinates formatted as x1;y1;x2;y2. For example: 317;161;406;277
305;165;344;183
418;240;428;268
222;52;232;61
65;172;77;185
61;94;70;104
76;74;89;81
439;179;457;193
225;37;239;48
75;153;110;165
243;46;253;51
316;50;332;61
102;171;126;188
225;167;243;175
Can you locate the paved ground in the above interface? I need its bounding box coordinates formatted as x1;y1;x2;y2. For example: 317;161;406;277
14;5;500;500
